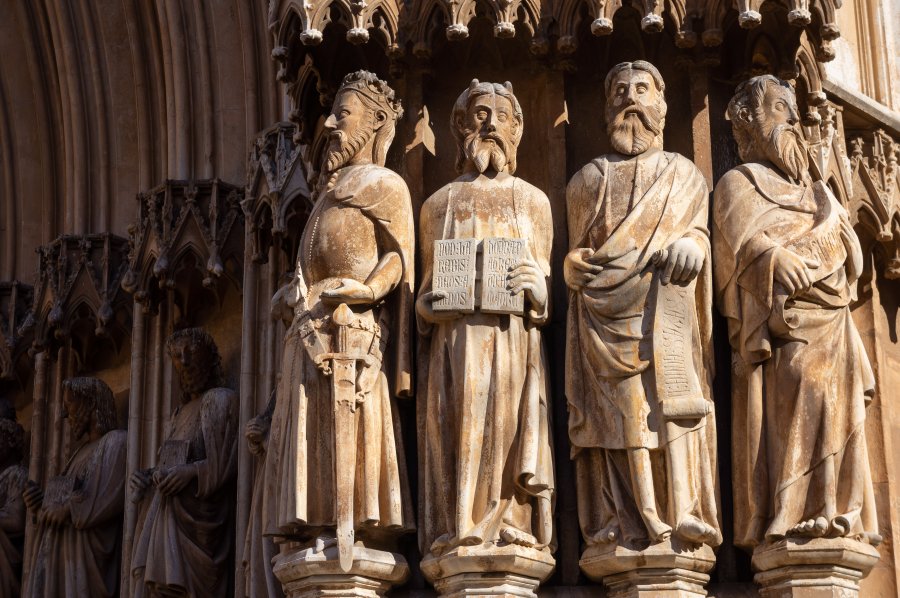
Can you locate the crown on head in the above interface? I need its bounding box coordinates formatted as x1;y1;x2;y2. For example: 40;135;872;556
338;70;403;120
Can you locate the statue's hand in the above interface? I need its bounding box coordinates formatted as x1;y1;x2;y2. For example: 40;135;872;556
129;469;152;503
508;259;548;312
271;282;298;323
773;247;820;296
22;481;43;511
320;278;375;305
245;419;268;456
40;502;69;527
657;237;705;285
155;465;197;497
564;248;603;291
416;290;462;323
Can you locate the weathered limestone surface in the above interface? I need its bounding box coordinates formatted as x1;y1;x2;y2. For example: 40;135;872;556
565;60;720;596
714;75;882;597
417;80;556;596
267;70;415;595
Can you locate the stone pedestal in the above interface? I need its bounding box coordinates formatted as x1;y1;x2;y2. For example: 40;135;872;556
272;543;409;598
752;537;880;597
579;539;717;597
420;544;555;597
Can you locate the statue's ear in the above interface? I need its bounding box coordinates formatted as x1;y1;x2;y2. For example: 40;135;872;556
373;109;388;129
737;106;753;125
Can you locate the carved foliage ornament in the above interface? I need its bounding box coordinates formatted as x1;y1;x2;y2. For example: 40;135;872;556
121;180;245;304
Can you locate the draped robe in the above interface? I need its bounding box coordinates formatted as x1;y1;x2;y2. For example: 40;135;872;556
132;389;238;597
0;463;27;598
418;173;555;556
24;430;126;598
565;151;720;548
265;164;415;545
713;163;878;549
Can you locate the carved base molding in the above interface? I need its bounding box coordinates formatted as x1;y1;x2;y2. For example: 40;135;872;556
579;539;717;597
272;543;409;598
752;537;881;597
420;544;556;597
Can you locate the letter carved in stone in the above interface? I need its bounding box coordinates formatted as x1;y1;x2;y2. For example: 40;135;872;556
714;75;881;597
417;79;556;598
565;61;721;597
23;377;126;598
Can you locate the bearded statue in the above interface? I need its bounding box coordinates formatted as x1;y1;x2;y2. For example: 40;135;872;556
565;60;721;593
130;328;238;597
416;80;555;597
264;69;415;595
713;76;880;573
22;377;126;598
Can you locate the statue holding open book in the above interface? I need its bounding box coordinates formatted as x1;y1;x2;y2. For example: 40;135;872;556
416;79;555;596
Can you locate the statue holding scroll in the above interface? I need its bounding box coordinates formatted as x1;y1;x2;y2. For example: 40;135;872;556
130;328;238;597
565;61;721;558
265;69;415;575
22;378;126;598
0;407;27;598
416;80;555;589
714;75;879;551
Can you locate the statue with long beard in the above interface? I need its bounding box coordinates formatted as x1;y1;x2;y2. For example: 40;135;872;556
565;60;721;593
264;70;415;594
714;75;880;586
416;80;555;597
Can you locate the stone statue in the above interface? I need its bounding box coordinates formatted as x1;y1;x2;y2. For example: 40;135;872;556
714;75;879;575
241;390;282;598
0;408;27;598
265;70;414;594
565;61;720;591
22;377;126;598
416;79;555;596
130;328;238;597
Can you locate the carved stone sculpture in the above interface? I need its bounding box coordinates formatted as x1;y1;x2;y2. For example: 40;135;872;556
241;391;283;598
130;328;238;597
714;75;880;597
565;61;721;596
22;377;126;598
0;407;27;598
417;79;555;597
265;70;415;597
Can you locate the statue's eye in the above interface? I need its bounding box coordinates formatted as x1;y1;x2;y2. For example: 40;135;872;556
497;112;508;122
636;84;648;94
340;109;350;117
476;110;488;120
774;101;786;111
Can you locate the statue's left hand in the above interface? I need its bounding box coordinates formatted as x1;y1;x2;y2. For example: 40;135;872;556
320;278;375;305
40;503;69;527
155;465;197;497
507;259;548;311
658;238;705;285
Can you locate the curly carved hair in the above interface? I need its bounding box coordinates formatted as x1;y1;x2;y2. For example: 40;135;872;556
62;377;118;436
450;79;524;174
166;327;225;399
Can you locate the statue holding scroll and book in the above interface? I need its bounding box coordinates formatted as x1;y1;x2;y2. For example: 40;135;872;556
565;61;721;575
416;79;555;593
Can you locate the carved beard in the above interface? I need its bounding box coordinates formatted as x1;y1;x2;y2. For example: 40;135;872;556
70;403;92;441
178;366;209;403
762;123;809;181
606;104;664;156
464;132;510;173
324;122;374;174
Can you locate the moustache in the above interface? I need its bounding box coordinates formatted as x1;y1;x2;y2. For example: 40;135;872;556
766;124;808;181
465;132;510;173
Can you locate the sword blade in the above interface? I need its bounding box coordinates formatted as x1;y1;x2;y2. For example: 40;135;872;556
331;357;358;572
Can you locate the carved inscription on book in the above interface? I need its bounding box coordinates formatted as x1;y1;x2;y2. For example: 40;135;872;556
433;239;478;313
481;237;525;315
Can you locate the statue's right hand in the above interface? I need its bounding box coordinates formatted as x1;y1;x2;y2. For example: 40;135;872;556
129;469;152;502
416;290;462;324
245;419;267;456
564;248;603;291
22;481;43;511
773;247;820;296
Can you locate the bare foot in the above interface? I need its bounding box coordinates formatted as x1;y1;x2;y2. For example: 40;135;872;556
314;535;338;552
674;515;721;545
500;527;538;547
787;517;828;538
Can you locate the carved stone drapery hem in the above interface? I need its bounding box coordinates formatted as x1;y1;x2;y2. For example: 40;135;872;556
580;540;717;597
752;538;881;597
273;545;410;597
421;544;556;598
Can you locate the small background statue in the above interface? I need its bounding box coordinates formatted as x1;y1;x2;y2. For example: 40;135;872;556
22;377;126;598
130;327;238;597
0;403;27;598
714;75;880;563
